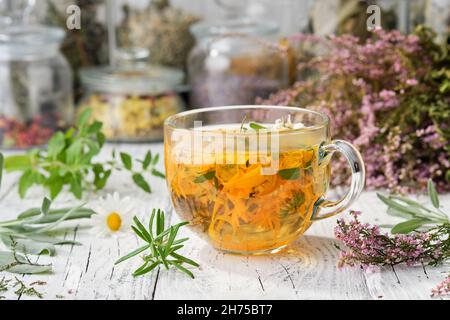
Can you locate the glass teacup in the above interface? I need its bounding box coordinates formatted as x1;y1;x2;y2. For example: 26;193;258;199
164;106;365;255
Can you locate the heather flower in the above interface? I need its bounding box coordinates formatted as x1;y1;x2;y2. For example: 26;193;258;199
431;275;450;297
263;26;450;193
334;211;450;269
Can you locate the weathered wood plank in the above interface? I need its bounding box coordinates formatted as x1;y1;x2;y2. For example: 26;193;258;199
0;143;448;300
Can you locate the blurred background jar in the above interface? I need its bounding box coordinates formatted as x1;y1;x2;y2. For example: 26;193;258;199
78;64;185;142
308;0;449;43
187;0;294;108
0;22;73;149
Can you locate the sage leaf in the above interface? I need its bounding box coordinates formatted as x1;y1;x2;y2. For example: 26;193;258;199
278;167;300;180
0;236;56;256
0;251;52;274
391;219;428;234
20;208;95;224
427;179;440;209
377;193;427;218
41;198;52;216
386;207;414;219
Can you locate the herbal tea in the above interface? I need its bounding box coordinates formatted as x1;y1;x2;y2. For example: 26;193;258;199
164;106;365;255
165;126;330;254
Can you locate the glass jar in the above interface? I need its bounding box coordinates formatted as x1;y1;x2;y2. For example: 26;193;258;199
78;64;185;142
0;25;73;149
187;18;292;108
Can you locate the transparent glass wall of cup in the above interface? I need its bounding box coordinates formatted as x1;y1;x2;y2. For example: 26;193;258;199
164;106;365;255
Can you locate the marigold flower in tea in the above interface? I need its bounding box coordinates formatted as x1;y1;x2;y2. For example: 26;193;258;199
166;121;330;253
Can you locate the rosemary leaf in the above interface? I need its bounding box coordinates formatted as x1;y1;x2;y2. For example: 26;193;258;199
115;209;199;279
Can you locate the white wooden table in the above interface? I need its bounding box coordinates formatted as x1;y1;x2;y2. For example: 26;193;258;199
0;143;448;300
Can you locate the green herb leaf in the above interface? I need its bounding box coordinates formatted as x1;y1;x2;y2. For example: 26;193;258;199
47;132;65;158
40;198;52;216
194;170;216;183
151;168;165;179
0;251;52;274
142;151;152;170
0;236;56;256
77;108;92;128
115;209;198;279
0;153;4;190
132;173;152;193
391;219;429;234
4;155;32;172
87;121;102;134
151;153;160;166
120;153;133;171
69;174;83;199
427;179;440;209
115;244;150;265
280;191;305;217
2;108;162;199
278;167;300;180
18;170;35;198
249;122;267;130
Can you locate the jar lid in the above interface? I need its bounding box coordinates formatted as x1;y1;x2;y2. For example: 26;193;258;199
80;65;185;95
191;18;278;38
0;25;65;60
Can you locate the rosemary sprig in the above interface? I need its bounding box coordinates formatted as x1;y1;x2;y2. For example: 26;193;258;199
377;179;449;234
115;208;199;279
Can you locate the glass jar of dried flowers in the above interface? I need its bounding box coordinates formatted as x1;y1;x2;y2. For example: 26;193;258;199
0;24;73;149
78;64;185;142
187;18;294;108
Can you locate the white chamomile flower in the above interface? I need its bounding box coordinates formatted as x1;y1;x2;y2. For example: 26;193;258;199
90;192;135;238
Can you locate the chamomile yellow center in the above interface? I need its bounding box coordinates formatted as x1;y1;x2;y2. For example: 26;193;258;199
106;212;122;231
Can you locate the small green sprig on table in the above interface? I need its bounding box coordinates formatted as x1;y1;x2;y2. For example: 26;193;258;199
0;153;96;275
0;276;45;299
0;196;96;274
3;108;165;199
336;179;450;297
115;208;199;279
377;179;449;234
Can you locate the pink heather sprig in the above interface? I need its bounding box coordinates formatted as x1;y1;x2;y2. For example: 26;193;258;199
334;211;450;270
263;26;450;193
431;275;450;297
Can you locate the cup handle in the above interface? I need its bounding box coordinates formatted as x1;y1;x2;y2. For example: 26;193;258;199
311;140;365;221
